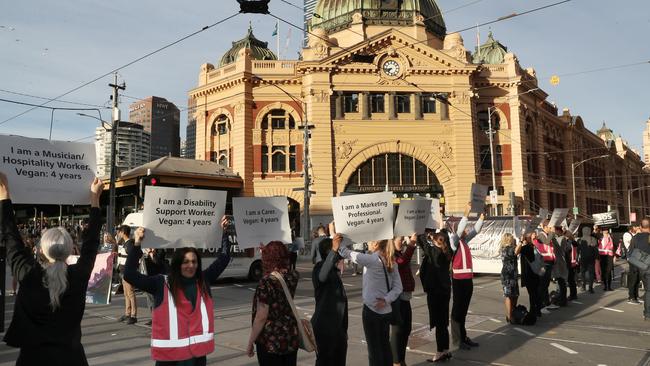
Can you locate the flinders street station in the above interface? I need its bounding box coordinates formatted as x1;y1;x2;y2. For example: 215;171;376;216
188;0;650;224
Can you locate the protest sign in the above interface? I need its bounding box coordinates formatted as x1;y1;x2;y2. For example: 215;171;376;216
539;208;548;219
423;198;442;229
233;196;292;248
525;216;544;234
513;216;523;237
469;183;488;214
142;186;226;248
568;219;581;234
0;134;96;204
394;199;431;236
593;211;618;228
67;252;115;305
332;191;394;243
548;208;569;228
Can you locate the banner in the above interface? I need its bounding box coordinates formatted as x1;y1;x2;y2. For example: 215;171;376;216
525;216;544;234
548;208;569;228
568;219;581;234
142;186;226;248
233;196;292;248
0;134;96;204
394;199;431;236
469;183;488;214
332;191;394;243
593;211;619;228
67;252;115;305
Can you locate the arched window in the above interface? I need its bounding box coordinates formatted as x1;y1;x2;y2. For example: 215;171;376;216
260;109;295;130
211;114;229;136
271;146;286;172
346;153;441;193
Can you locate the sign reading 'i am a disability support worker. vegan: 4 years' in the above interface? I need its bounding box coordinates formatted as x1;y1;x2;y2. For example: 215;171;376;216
0;134;97;205
142;186;226;249
332;191;394;244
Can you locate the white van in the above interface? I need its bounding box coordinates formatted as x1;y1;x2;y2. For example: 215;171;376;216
122;213;262;281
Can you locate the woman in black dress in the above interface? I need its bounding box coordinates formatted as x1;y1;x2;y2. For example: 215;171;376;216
520;232;542;318
419;231;453;362
500;233;522;323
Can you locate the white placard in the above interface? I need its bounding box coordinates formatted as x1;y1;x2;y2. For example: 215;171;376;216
548;208;569;228
233;197;292;248
538;208;548;219
568;219;581;234
394;199;431;236
525;216;544;234
0;134;97;204
425;198;442;229
514;216;522;237
470;183;488;214
332;191;394;243
142;186;226;248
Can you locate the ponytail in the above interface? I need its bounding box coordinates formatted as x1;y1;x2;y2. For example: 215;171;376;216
43;261;69;310
376;240;395;272
39;227;73;311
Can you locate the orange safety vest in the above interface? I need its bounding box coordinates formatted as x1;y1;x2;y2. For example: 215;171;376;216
598;237;614;257
151;281;215;361
534;239;556;263
452;240;473;280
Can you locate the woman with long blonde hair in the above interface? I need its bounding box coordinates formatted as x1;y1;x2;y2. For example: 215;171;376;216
337;234;403;366
500;233;522;322
0;172;103;366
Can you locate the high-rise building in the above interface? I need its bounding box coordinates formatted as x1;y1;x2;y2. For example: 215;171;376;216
129;96;180;161
303;0;318;45
95;122;150;177
643;118;650;164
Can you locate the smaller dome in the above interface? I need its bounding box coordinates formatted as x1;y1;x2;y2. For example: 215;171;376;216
597;121;615;141
219;24;277;67
472;31;508;64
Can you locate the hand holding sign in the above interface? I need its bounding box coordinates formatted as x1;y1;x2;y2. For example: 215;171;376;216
133;227;145;247
0;171;9;200
90;177;103;207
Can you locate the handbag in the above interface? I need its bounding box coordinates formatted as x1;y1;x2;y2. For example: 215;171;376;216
527;246;546;277
270;271;317;353
627;248;650;272
379;257;402;326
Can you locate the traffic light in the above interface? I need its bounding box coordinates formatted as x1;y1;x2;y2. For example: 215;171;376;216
138;176;159;199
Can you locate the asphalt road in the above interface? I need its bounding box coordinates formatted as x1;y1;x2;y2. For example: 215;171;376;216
0;259;648;366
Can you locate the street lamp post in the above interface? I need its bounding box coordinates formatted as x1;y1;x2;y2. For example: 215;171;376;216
487;107;498;216
571;154;609;219
627;185;650;224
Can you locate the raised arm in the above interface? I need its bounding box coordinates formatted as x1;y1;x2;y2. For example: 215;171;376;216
464;214;485;243
395;234;417;266
75;178;104;278
317;233;342;282
0;172;35;282
203;232;232;283
123;227;163;295
339;244;377;267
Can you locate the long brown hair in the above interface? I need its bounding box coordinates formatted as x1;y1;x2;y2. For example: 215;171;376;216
168;248;210;306
374;239;395;272
432;232;451;258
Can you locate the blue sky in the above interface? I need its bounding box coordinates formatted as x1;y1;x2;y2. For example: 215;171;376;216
1;0;648;153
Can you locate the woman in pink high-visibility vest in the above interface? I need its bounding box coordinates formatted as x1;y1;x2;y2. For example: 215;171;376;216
124;218;232;366
449;203;484;351
598;229;614;291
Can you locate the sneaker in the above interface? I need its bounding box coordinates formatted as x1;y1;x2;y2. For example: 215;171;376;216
546;304;560;310
126;316;137;325
117;315;129;322
628;299;641;305
541;308;551;314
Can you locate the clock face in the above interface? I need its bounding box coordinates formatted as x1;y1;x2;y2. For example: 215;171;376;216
382;60;400;77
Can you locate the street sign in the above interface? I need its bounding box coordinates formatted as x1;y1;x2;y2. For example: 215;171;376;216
490;190;498;205
572;207;579;215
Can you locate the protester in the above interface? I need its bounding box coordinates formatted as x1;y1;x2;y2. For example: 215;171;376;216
578;227;598;294
520;232;542;318
628;217;650;321
551;227;569;306
338;237;403;366
247;241;300;365
598;228;615;291
351;241;367;276
312;234;348;366
391;234;417;366
533;227;555;309
124;219;232;366
565;231;579;301
449;204;484;350
1;172;103;366
500;233;522;323
311;224;328;264
114;225;138;324
418;231;452;362
593;225;603;283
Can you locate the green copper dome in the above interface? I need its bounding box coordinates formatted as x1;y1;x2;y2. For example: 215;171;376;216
219;25;277;67
472;31;508;64
311;0;446;39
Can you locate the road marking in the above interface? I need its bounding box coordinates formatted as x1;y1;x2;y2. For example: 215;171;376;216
513;327;535;337
600;306;624;313
550;343;578;354
489;318;502;323
247;287;255;291
233;284;244;288
343;283;354;287
571;300;583;304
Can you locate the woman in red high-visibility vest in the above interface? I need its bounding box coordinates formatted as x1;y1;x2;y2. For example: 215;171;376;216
533;228;555;309
124;219;232;366
598;229;615;291
449;203;484;350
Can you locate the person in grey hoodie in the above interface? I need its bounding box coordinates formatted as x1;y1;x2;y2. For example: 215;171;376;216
550;227;569;307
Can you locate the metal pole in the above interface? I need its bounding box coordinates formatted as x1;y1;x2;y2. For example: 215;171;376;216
107;73;124;235
572;163;577;219
302;101;310;250
628;189;632;225
488;108;497;216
